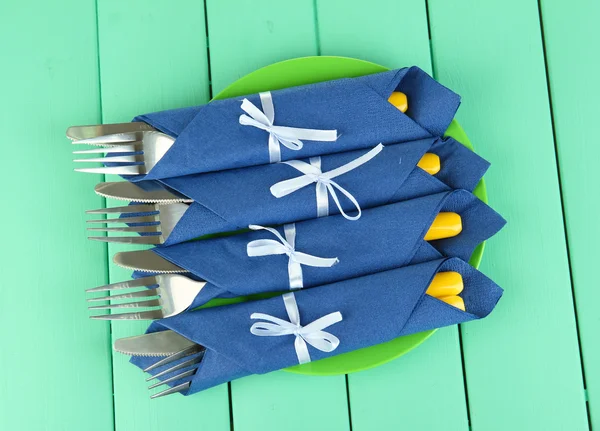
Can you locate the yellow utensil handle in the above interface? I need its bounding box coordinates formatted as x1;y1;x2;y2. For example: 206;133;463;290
437;295;465;311
388;92;408;113
424;212;463;241
417;153;441;175
426;271;464;297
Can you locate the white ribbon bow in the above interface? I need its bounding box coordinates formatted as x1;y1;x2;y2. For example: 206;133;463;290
239;91;338;163
247;224;339;289
250;292;343;364
270;144;384;221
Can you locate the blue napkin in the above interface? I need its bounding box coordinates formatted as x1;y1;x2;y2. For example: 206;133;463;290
144;137;488;246
131;67;460;181
131;257;503;395
141;190;505;308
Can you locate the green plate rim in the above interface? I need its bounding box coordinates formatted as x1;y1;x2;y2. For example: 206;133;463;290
212;56;486;375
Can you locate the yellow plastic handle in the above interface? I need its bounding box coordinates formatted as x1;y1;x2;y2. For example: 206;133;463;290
437;295;466;311
388;92;408;113
417;153;441;175
426;271;464;297
424;212;463;241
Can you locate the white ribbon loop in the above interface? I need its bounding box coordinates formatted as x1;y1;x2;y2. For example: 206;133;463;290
246;224;339;289
250;292;342;364
239;91;338;163
270;144;384;220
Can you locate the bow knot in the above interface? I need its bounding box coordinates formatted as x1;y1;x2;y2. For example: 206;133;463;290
247;224;339;289
270;144;384;220
239;91;338;163
250;292;343;364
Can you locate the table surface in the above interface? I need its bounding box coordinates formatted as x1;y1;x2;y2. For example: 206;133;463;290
2;1;598;430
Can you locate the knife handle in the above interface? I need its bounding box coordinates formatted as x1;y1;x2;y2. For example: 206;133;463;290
426;271;466;311
424;212;463;241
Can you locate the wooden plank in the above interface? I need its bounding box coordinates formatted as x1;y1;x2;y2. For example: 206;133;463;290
540;0;599;426
205;1;351;430
0;1;114;430
427;1;589;429
317;1;469;429
96;1;230;429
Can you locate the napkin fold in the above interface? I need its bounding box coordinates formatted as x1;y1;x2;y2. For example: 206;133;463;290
131;257;503;395
143;190;505;308
131;67;460;181
149;136;489;246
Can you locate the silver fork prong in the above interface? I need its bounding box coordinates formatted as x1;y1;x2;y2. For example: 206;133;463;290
87;288;158;302
75;165;144;175
148;369;196;390
89;299;161;310
146;354;205;382
73;133;140;145
86;204;157;214
88;236;163;245
150;382;191;399
86;276;159;293
87;226;160;233
72;144;142;154
144;346;204;372
73;155;144;164
90;310;165;320
87;215;157;224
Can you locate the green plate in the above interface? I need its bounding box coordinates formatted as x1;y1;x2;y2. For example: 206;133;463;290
213;56;487;376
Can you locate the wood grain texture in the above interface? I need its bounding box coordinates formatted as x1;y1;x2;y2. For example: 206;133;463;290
96;1;230;430
0;1;114;430
317;2;468;429
206;2;350;430
428;0;589;429
540;0;599;426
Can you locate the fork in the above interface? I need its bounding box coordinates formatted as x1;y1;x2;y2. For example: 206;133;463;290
86;203;189;245
72;129;174;176
144;344;205;399
87;274;206;320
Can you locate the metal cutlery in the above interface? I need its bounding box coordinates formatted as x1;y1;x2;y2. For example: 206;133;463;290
86;203;189;245
114;330;204;398
113;250;187;273
67;122;156;141
94;181;192;204
87;274;206;320
72;130;174;176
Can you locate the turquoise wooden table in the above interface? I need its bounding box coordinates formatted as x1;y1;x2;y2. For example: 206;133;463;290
2;0;597;430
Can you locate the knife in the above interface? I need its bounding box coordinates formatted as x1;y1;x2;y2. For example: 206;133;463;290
66;122;155;141
113;250;188;273
95;181;192;204
114;330;196;356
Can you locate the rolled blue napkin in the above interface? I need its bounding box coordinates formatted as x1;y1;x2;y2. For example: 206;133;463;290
141;190;505;307
131;257;503;395
145;136;488;246
130;67;460;181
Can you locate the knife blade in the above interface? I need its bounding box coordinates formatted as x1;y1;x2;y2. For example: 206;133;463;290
113;250;189;273
114;330;196;356
66;122;156;140
95;181;193;204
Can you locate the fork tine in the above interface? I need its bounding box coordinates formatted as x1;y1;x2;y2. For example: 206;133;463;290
90;310;165;320
87;215;157;224
86;204;157;214
72;133;140;145
73;155;144;164
86;276;159;293
72;144;142;154
89;299;161;310
144;345;204;372
150;382;191;399
75;165;144;175
87;288;158;302
87;226;160;233
148;369;196;390
146;354;205;381
88;236;163;245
